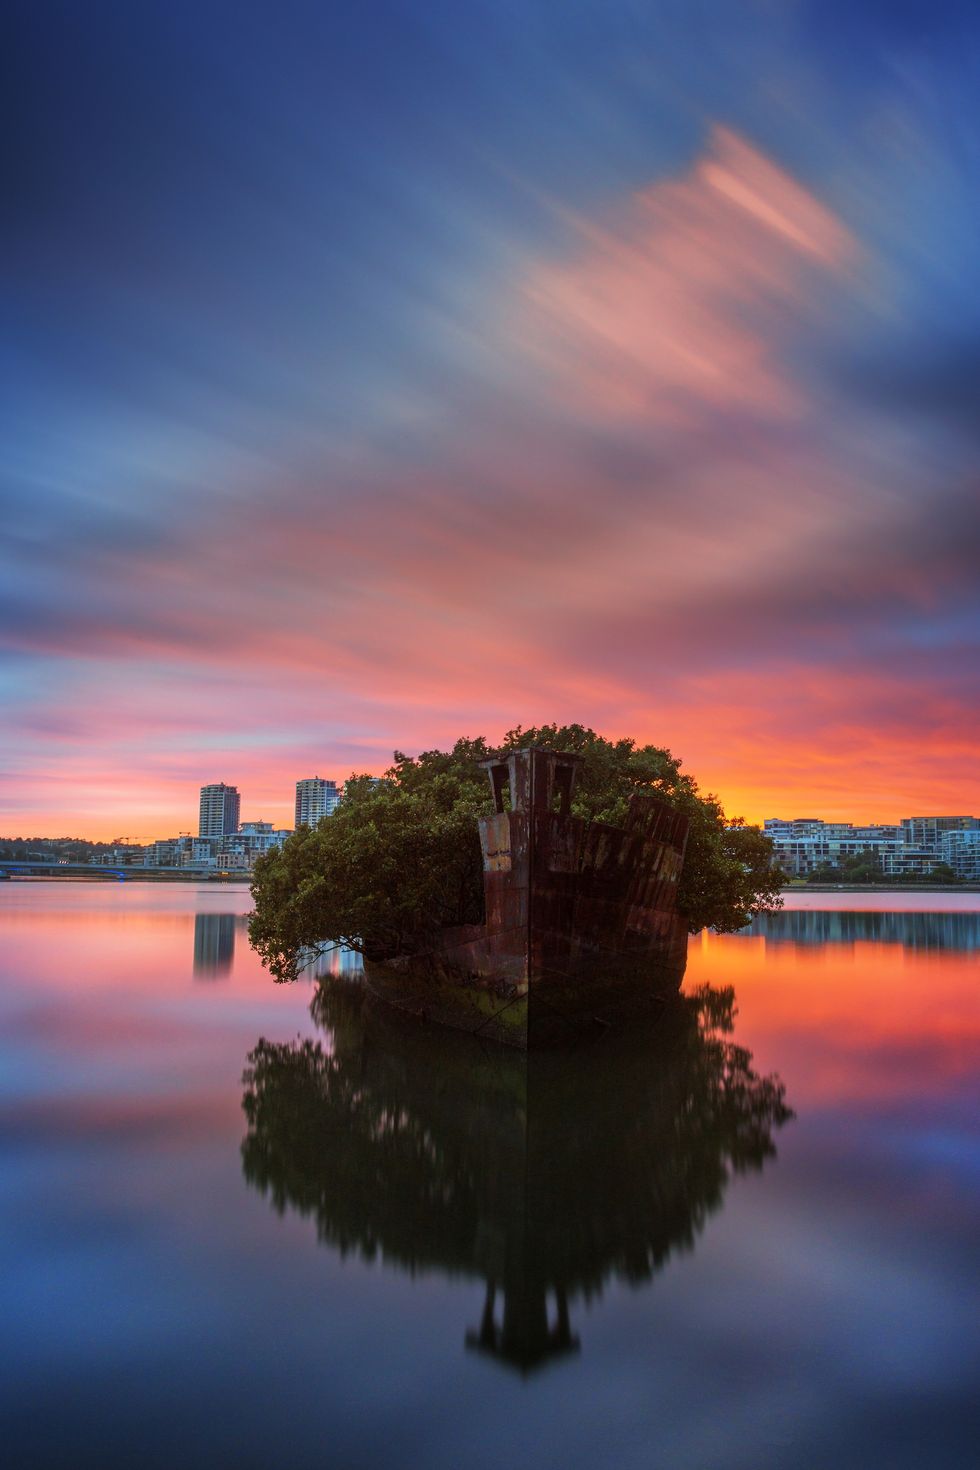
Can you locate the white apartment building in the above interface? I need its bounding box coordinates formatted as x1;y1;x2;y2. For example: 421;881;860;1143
216;825;292;870
140;815;292;873
764;821;904;876
139;836;216;868
198;783;241;838
939;829;980;880
901;816;980;847
765;815;979;878
295;777;340;828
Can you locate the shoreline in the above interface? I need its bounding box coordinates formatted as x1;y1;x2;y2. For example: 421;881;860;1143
786;883;980;894
0;873;252;884
2;875;978;895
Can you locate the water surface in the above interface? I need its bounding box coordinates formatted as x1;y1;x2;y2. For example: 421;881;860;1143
1;883;977;1468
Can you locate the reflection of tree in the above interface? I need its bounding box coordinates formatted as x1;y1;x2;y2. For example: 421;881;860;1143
241;982;791;1373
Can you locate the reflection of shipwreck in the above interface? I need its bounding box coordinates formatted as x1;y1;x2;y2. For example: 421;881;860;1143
240;982;792;1375
365;747;691;1047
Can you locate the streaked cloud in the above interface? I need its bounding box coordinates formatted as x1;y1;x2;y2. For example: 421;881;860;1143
519;126;858;423
2;3;978;836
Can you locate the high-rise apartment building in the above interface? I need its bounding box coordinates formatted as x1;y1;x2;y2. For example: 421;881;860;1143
295;777;340;828
198;782;241;838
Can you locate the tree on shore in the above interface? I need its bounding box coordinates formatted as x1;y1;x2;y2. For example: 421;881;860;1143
806;851;883;884
249;724;784;982
805;854;963;885
805;861;841;884
894;862;961;885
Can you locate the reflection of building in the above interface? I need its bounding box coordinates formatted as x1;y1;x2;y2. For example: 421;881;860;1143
300;944;363;980
742;909;980;952
294;778;340;828
193;913;237;975
241;981;791;1374
199;783;241;838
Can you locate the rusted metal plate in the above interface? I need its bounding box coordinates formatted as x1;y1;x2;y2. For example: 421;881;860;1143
478;750;690;1022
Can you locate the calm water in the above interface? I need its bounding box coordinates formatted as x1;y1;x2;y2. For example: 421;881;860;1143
1;884;978;1469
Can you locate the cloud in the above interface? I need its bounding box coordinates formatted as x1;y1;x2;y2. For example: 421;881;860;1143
2;126;978;836
517;126;858;423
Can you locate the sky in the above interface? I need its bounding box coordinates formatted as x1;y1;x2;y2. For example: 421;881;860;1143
2;0;979;839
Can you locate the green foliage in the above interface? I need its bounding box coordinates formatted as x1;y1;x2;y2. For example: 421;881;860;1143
804;852;963;886
840;853;884;884
892;862;962;885
250;739;490;979
0;836;126;862
805;861;841;884
249;724;784;981
496;724;783;935
923;862;961;885
806;851;881;884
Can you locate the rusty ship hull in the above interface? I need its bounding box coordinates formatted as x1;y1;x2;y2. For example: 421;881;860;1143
363;748;690;1049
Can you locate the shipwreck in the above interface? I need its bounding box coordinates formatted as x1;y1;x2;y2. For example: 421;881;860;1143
363;746;691;1048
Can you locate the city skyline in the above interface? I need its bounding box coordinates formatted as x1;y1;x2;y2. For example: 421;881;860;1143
5;781;979;862
13;780;980;844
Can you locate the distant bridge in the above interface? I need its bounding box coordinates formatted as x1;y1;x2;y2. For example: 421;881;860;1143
0;861;250;882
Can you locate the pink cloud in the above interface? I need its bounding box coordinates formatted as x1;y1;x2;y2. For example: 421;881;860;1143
518;125;858;422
